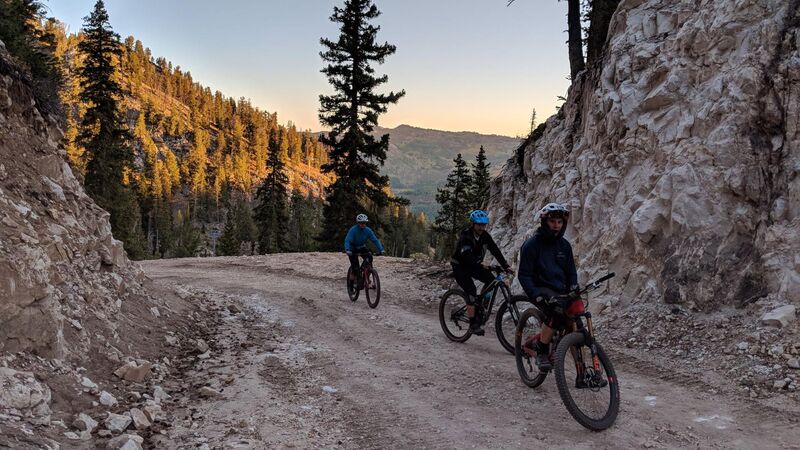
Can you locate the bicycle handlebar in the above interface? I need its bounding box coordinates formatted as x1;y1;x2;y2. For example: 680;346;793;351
551;272;615;301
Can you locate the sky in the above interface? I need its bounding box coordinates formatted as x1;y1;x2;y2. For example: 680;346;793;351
46;0;572;137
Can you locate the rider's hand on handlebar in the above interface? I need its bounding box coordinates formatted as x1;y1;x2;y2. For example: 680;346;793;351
504;266;515;275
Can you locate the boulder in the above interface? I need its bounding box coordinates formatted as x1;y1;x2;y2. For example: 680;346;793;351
129;408;151;429
99;390;118;406
106;433;144;450
199;386;223;398
0;367;52;424
104;412;132;433
73;412;98;433
761;305;797;328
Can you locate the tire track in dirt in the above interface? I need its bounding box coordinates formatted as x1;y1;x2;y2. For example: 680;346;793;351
143;254;800;449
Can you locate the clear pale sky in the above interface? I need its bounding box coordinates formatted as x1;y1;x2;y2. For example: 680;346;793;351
46;0;571;137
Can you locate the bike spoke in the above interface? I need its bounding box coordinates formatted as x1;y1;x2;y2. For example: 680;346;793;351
562;344;612;421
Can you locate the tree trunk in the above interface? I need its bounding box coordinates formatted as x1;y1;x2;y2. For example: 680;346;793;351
567;0;585;80
587;0;621;64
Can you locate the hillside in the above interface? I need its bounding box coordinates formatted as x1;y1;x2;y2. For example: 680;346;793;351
375;124;520;216
52;28;334;257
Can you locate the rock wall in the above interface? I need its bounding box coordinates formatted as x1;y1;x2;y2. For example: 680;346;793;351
0;40;145;358
489;0;800;310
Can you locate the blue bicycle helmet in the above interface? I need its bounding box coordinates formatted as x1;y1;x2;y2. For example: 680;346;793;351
469;210;490;224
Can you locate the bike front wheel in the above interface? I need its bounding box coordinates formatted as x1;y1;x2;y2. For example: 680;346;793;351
554;332;620;431
495;292;535;354
346;267;359;302
438;289;472;342
514;307;549;388
365;268;380;309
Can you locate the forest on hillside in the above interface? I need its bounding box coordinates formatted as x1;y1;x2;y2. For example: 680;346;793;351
0;0;431;259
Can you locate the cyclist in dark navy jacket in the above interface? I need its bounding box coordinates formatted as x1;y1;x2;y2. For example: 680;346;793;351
518;203;578;371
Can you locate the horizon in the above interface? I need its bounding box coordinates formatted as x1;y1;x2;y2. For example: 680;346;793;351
46;0;571;137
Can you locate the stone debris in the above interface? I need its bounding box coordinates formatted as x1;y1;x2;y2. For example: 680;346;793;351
73;412;98;433
104;412;132;433
99;391;118;407
122;362;153;383
196;339;209;353
142;403;163;422
129;408;151;430
0;367;52;425
153;386;170;403
106;433;144;450
80;377;98;390
199;386;223;398
761;306;797;328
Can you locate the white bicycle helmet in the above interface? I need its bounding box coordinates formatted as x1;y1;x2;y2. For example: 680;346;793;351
356;213;369;223
538;203;570;236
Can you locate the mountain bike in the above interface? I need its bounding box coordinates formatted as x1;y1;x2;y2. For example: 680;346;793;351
346;252;381;308
438;265;534;354
514;273;619;431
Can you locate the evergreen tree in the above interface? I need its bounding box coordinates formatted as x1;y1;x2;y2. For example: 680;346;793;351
170;210;202;258
253;129;290;254
0;0;61;110
288;190;319;252
586;0;621;64
77;0;146;257
434;153;472;257
469;146;491;209
316;0;405;250
215;198;256;256
216;208;239;256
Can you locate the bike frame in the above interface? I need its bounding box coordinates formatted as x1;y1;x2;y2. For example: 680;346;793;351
357;252;374;289
550;273;615;377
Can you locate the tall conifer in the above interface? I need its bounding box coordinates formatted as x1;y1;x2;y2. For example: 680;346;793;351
77;0;146;258
434;154;472;257
317;0;405;249
253;129;290;254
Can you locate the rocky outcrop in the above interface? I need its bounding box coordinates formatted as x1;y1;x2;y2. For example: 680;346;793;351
489;0;800;310
0;367;51;425
0;40;145;357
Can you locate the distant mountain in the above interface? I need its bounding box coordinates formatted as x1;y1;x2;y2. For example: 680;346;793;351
375;125;521;217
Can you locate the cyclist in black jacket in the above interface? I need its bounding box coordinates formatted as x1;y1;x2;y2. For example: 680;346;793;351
518;202;578;371
451;210;514;335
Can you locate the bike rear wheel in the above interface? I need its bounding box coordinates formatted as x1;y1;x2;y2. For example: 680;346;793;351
438;289;472;342
514;307;549;388
365;268;380;309
495;292;534;354
346;267;359;302
554;332;620;431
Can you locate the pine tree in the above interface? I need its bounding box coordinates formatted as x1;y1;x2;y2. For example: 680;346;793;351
0;0;61;110
77;0;146;257
469;146;491;209
216;208;239;256
253;129;290;254
288;190;318;252
170;209;202;258
316;0;405;250
434;153;472;257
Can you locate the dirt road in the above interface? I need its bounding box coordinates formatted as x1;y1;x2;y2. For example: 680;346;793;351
142;254;800;449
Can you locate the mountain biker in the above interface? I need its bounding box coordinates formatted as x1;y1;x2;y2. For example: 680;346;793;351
345;214;385;288
451;210;513;335
518;203;578;372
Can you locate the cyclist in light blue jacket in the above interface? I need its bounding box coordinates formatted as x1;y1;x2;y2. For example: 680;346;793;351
345;214;385;287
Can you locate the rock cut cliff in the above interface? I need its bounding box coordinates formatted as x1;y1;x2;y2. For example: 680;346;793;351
0;40;147;359
489;0;800;310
